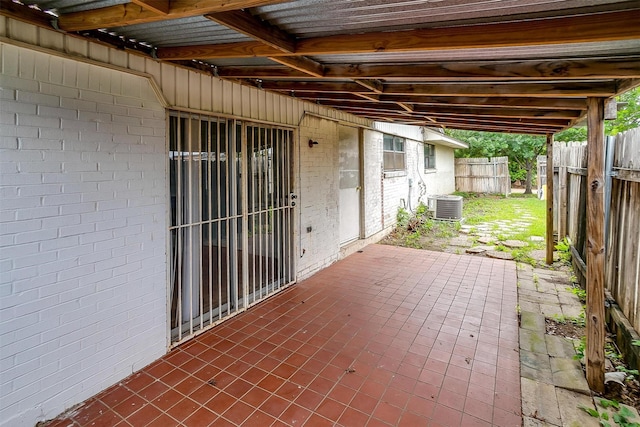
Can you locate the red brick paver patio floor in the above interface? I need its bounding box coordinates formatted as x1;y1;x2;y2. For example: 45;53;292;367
45;245;522;426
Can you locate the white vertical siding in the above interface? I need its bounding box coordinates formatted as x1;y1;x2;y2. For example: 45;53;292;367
1;16;369;129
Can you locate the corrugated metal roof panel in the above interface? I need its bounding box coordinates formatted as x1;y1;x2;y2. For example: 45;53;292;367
255;0;633;37
109;17;253;47
22;0;128;15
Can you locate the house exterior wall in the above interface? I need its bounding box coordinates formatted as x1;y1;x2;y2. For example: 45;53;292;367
376;124;459;227
0;16;460;426
363;129;384;237
296;116;340;279
0;45;167;426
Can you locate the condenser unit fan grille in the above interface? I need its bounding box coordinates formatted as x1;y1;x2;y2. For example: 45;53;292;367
434;195;463;220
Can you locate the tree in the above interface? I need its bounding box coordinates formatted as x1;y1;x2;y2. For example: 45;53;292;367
608;86;640;135
556;86;640;141
446;129;546;194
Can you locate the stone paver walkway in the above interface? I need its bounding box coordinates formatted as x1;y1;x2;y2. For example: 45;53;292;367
516;264;640;426
458;207;542;260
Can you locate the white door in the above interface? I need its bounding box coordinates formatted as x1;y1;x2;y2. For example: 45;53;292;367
339;125;361;245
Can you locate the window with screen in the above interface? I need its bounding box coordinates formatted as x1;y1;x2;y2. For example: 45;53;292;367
383;134;405;171
424;143;436;170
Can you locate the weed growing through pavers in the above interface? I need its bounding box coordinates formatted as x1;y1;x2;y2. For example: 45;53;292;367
580;398;640;427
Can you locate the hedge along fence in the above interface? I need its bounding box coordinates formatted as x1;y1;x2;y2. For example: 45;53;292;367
454;157;511;196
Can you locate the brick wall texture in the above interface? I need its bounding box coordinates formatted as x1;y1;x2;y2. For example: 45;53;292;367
0;45;167;426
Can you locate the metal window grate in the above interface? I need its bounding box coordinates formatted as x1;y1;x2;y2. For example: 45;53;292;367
168;112;295;344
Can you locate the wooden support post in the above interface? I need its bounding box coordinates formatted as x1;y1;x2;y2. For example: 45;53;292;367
586;97;606;393
546;134;554;265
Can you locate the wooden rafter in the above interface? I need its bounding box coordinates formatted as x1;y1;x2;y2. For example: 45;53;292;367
411;106;581;119
57;0;290;32
129;0;169;15
397;103;415;113
294;93;589;111
353;93;381;102
156;10;640;60
204;10;339;87
205;10;295;53
377;96;589;111
256;80;616;97
429;116;567;129
215;57;640;80
5;0;638;135
314;99;578;119
268;56;325;78
353;79;384;94
432;122;558;135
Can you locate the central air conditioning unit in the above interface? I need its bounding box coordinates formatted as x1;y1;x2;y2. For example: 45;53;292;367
433;195;463;220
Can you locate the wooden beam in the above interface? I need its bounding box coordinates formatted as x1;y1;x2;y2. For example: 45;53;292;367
424;116;570;128
156;10;640;59
352;93;380;102
268;56;325;78
295;93;588;111
256;80;617;97
57;0;290;32
381;82;617;98
413;106;581;120
206;10;296;53
296;93;375;102
379;95;589;110
213;58;640;80
430;122;555;135
325;58;640;80
295;10;640;55
353;79;384;94
397;103;415;113
585;97;606;394
546;134;555;264
158;41;277;60
129;0;169;15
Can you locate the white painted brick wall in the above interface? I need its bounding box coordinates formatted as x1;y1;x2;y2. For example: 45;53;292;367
0;45;167;427
363;130;384;237
296;116;340;279
379;124;458;226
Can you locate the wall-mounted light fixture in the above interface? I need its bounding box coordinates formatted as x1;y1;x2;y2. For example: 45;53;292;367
308;139;319;148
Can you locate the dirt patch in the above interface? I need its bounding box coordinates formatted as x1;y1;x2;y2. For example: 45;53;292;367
545;318;584;340
604;345;640;410
545;318;640;410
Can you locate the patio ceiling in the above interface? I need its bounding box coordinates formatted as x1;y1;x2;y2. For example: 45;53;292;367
5;0;640;134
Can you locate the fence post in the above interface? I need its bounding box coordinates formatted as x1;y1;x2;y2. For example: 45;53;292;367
546;134;554;265
586;97;606;393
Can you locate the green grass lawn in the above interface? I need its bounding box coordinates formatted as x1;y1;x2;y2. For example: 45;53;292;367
385;192;549;265
459;192;547;265
461;193;546;240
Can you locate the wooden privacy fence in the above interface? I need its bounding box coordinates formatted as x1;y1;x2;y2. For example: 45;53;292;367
552;129;640;332
455;157;511;196
606;128;640;332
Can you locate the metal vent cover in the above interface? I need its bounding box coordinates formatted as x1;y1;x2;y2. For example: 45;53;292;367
434;195;463;220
